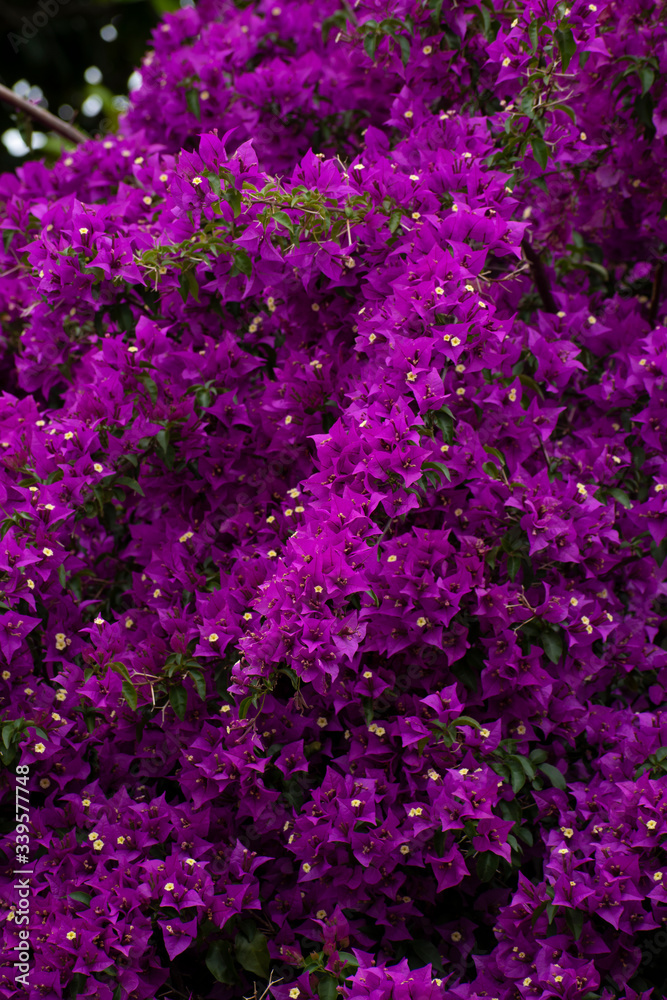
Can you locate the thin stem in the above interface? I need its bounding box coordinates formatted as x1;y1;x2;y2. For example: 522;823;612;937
0;83;87;146
521;236;557;313
481;263;530;283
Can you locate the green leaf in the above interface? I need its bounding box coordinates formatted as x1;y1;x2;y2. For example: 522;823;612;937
516;755;536;780
638;65;655;95
364;32;378;60
238;696;255;720
482;460;503;480
138;375;158;405
541;630;563;664
389;210;403;234
507;555;522;581
318;977;339;1000
207;172;222;196
482;444;506;466
277;666;299;689
518;373;544;398
69;892;91;907
0;519;15;539
565;907;584;940
421;460;451;482
516;825;534;847
235;931;270;979
452;714;481;730
185;88;201;121
555;27;576;71
169;685;188;721
507;757;526;793
429;0;444;27
188;668;207;701
338;952;360;974
179;269;200;303
272;210;293;231
608;488;633;509
116;476;145;497
552;102;577;124
433;313;458;326
58;563;67;589
528;19;539;52
206;941;237;985
432;407;455;443
539;763;567;791
476;851;498;882
531;898;549;929
69;974;89;998
410;940;444;973
108;661;131;683
122;679;138;712
3;721;22;750
506;833;519;852
582;260;609;282
321;10;347;42
232;249;252;277
530;135;549;170
397;35;411;66
225;186;242;218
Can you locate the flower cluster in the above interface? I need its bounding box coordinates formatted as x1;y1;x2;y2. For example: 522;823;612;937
0;2;666;1000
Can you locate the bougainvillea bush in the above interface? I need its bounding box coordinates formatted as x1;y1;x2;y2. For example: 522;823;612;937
1;0;667;998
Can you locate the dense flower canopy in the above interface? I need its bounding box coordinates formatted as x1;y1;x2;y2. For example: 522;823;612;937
1;1;667;1000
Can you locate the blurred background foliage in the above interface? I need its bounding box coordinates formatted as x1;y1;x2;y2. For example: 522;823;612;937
0;0;194;173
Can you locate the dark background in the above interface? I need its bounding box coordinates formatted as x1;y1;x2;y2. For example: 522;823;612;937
0;0;186;173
